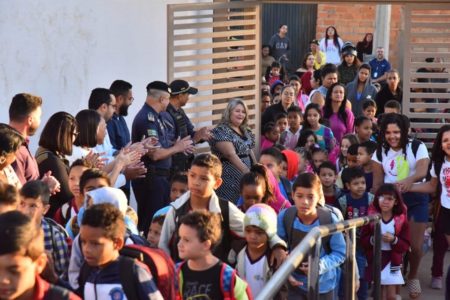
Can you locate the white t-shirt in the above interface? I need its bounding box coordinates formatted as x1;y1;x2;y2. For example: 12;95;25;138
371;142;429;183
381;218;395;250
430;158;450;208
319;38;343;65
244;253;268;297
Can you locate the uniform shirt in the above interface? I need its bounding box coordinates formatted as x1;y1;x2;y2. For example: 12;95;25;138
371;142;429;183
430;159;450;209
107;113;131;150
369;58;391;80
42;218;70;278
244;251;268;297
132;103;173;170
83;257;163;300
167;103;195;139
12;138;40;185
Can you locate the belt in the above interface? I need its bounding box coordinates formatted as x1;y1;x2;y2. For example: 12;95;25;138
147;166;170;177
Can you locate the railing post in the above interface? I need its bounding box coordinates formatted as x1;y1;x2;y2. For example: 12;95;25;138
344;227;356;300
373;220;382;300
308;236;321;300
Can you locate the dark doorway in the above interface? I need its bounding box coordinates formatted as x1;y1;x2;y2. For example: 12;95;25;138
262;3;317;75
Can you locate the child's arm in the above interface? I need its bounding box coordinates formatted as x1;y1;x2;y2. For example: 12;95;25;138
158;206;177;255
371;161;384;193
409;177;438;194
318;215;346;275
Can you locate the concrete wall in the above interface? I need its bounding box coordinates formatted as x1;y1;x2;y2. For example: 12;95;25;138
0;0;208;152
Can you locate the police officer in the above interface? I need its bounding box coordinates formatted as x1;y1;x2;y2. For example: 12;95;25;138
131;81;194;233
167;79;211;174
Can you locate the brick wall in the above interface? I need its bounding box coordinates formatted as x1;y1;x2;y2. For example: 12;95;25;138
316;4;403;70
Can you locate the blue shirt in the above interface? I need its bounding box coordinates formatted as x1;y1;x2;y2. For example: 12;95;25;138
131;103;173;170
369;58;391;80
107;113;131;150
277;208;346;293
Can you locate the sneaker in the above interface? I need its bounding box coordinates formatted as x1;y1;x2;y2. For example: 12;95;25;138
431;276;442;289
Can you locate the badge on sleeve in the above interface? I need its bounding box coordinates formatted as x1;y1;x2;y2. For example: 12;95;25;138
147;129;158;137
147;113;155;122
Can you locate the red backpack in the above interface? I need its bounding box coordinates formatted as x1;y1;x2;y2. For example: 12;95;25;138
120;244;176;299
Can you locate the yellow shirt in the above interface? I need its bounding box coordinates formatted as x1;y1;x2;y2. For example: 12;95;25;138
314;51;326;70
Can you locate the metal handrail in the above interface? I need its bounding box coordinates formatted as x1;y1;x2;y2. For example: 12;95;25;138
256;214;381;300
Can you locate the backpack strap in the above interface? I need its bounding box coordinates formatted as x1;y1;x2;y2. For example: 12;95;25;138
317;206;333;254
220;263;236;300
175;261;186;300
411;138;422;158
119;256;140;300
282;206;298;250
76;262;93;296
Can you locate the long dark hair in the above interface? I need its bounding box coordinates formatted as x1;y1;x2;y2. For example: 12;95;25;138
361;33;373;48
325;26;341;49
302;103;323;130
240;164;274;205
373;183;406;216
296;129;318;149
323;83;348;125
431;125;450;172
376;113;409;157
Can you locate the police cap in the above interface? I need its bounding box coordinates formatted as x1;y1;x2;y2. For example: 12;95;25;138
169;80;198;95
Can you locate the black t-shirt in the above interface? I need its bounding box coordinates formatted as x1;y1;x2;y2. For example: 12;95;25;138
181;261;223;300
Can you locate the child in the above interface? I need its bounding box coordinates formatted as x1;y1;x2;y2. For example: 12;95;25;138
296;129;318;151
176;211;251;299
361;184;410;300
78;203;163;299
278;173;346;299
289;75;309;110
238;164;291;213
357;141;377;192
318;161;344;206
55;159;90;225
236;204;280;298
261;122;281;151
275;113;288;133
0;211;80;299
302;103;336;152
260;147;292;202
384;100;402;114
261;91;272;113
266;61;282;86
310;147;328;173
281;106;303;150
336;134;359;173
0;181;18;214
336;144;359;189
282;149;300;183
159;153;288;263
362;99;378;125
336;167;374;300
18;180;70;279
147;215;164;247
170;173;188;202
354;116;374;143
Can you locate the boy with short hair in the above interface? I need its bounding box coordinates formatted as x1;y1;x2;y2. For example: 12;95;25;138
159;153;286;264
170;173;188;202
336;167;374;300
318;161;344;207
176;211;251;299
259;147;292;202
78;203;163;299
384;99;402;114
357;141;377;192
18;180;70;279
0;181;18;214
281;106;303;150
336;144;359;189
0;211;80;299
275;112;288;133
147;215;164;247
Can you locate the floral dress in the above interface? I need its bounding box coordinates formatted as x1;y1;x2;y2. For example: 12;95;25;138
209;124;255;203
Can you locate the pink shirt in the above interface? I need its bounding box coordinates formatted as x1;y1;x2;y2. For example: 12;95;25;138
328;108;354;144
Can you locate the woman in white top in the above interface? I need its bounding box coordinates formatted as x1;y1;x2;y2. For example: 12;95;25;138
319;26;344;65
372;113;429;298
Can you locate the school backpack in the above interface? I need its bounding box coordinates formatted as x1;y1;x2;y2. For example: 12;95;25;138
78;244;176;299
282;205;338;255
375;138;423;162
175;261;252;300
170;198;232;263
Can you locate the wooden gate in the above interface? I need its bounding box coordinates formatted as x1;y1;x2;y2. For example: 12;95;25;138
167;1;261;149
402;4;450;146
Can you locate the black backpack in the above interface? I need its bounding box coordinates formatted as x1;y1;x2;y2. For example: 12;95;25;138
169;198;231;263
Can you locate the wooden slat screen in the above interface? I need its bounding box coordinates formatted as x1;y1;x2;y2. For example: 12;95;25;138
167;2;261;150
402;4;450;147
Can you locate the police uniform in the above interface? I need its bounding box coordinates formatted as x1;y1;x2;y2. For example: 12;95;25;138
131;81;173;233
168;80;199;174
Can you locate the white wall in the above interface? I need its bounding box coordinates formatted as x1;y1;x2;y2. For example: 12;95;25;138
0;0;209;152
